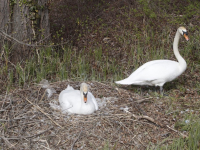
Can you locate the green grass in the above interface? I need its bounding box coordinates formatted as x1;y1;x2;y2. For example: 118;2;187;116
1;25;200;92
148;112;200;150
1;0;200;89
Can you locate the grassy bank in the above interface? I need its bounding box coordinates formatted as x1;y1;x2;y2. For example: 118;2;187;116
0;0;200;149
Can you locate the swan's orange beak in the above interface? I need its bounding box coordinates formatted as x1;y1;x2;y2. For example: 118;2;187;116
184;34;189;41
83;92;87;103
84;96;87;103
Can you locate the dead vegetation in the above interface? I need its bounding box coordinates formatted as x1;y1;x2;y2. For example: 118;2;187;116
1;81;199;149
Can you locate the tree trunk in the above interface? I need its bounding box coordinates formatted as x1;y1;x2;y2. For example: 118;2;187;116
0;0;50;63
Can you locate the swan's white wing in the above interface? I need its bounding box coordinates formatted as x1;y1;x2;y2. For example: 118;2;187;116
115;60;160;85
60;100;73;113
130;60;180;80
59;89;81;114
65;84;74;91
89;92;98;111
116;60;181;86
59;90;73;113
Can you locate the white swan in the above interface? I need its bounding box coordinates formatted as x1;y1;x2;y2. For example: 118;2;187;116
115;27;189;93
59;83;98;115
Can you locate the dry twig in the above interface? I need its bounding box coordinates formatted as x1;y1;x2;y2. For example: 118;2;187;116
166;125;188;138
124;109;155;123
24;97;63;128
0;29;73;47
135;97;153;103
0;136;15;148
71;128;83;150
4;126;54;140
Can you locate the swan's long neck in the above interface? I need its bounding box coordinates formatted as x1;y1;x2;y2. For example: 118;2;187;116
80;90;84;106
173;30;187;71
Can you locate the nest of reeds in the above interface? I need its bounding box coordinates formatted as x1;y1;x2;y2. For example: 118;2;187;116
0;80;189;149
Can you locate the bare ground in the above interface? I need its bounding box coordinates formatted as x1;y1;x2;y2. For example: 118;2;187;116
1;80;199;150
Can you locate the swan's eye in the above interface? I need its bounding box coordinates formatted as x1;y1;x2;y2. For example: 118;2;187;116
83;92;87;97
183;31;188;35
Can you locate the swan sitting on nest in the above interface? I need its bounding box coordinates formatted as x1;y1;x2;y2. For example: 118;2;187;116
115;27;189;93
59;83;98;115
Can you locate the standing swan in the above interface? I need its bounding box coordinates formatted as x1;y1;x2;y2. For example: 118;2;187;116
59;83;98;115
115;27;189;93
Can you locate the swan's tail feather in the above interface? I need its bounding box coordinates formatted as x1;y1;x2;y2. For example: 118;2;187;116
66;85;74;91
115;78;133;85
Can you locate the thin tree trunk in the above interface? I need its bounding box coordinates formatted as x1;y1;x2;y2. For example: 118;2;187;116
0;0;11;47
0;0;50;63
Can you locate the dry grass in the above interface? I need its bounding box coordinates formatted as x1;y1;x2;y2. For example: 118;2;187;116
1;81;199;149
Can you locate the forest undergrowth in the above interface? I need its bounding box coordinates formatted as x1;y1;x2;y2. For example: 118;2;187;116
0;0;200;149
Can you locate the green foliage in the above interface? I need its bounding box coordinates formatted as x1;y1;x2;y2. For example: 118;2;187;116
139;0;157;18
2;0;200;93
9;0;16;6
149;114;200;150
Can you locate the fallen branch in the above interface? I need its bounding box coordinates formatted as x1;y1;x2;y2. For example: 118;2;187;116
94;81;110;87
38;89;47;103
4;126;54;140
135;97;153;103
115;87;130;96
40;145;52;150
0;136;15;148
0;29;72;47
24;97;63;128
132;113;155;122
166;125;188;138
71;128;83;150
0;30;43;47
124;110;156;124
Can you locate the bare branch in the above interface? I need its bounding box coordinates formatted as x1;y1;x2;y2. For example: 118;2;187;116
23;96;63;128
0;30;44;47
0;136;14;148
166;125;188;138
135;97;153;103
71;128;83;150
2;126;54;140
0;29;73;47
